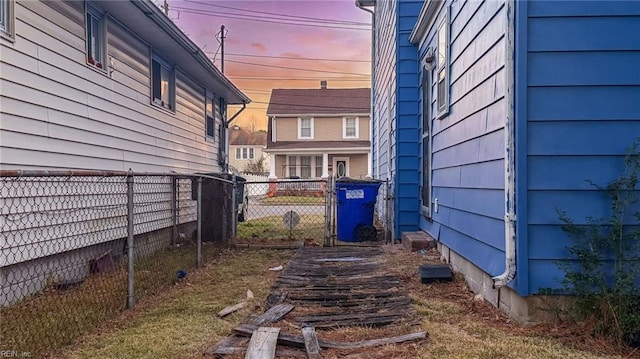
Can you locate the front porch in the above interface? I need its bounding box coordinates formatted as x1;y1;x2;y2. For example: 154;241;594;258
267;152;371;180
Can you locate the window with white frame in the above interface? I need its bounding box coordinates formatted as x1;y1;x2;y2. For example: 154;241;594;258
315;156;323;177
300;156;311;179
298;117;313;139
86;4;105;69
343;117;359;139
152;54;175;110
235;147;255;160
205;93;215;139
436;6;450;118
288;156;297;177
0;0;14;39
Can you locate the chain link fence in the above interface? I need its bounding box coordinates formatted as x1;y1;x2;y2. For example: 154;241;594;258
235;177;392;247
0;170;236;357
236;179;328;245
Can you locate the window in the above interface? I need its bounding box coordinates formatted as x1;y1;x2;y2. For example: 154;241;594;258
315;156;323;178
343;117;359;139
421;67;432;218
152;54;174;110
0;0;14;39
298;117;313;139
288;156;297;177
436;7;450;118
86;5;105;69
205;93;215;139
300;156;311;179
219;97;227;166
235;148;255;160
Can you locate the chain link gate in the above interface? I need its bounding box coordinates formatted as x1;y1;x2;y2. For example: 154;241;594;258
234;177;392;247
236;179;329;245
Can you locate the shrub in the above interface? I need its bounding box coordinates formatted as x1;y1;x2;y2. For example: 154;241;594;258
557;139;640;346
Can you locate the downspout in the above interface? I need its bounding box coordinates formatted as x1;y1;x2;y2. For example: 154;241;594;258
226;101;247;125
492;0;517;287
355;1;375;178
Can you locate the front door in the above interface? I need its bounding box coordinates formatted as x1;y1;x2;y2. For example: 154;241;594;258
332;157;349;178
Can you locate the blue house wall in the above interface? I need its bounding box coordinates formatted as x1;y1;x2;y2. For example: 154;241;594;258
418;0;508;281
520;0;640;295
371;0;422;240
372;0;639;302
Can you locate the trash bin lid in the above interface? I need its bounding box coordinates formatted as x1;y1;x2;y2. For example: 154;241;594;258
335;177;383;183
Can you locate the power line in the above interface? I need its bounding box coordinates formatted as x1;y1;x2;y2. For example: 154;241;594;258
221;53;370;63
171;6;370;31
228;76;370;82
224;59;369;76
242;89;371;99
183;0;370;26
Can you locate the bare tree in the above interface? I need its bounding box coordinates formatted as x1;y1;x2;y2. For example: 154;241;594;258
246;115;260;133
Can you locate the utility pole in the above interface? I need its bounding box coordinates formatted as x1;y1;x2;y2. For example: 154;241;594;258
162;0;169;16
220;25;226;73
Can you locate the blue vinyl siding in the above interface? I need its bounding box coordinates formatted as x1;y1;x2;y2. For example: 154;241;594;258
394;0;422;238
372;0;421;240
523;0;640;294
372;0;398;236
420;0;507;278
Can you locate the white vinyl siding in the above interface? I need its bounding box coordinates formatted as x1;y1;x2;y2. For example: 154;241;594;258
0;0;222;173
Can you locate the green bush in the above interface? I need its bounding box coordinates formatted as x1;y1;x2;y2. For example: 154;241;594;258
557;139;640;346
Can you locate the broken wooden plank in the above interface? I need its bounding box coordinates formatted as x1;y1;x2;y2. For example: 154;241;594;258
207;346;307;358
295;310;407;323
301;327;321;359
204;335;248;355
245;327;280;359
248;303;294;326
264;291;287;309
234;324;428;350
218;301;248;317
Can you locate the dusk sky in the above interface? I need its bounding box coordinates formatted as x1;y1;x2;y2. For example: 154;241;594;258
165;0;372;130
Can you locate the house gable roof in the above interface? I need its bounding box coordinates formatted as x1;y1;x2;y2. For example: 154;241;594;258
266;87;371;115
229;127;267;146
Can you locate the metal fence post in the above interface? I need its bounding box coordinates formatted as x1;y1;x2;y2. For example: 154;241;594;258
197;176;202;267
126;171;135;309
231;174;237;242
171;177;178;247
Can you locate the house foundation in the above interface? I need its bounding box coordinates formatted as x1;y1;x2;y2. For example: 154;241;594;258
437;242;572;324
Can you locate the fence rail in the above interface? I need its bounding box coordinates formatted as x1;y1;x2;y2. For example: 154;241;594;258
0;170;237;356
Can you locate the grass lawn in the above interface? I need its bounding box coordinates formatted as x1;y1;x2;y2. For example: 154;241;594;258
56;249;294;359
258;195;325;205
29;246;636;358
0;242;218;358
236;214;325;242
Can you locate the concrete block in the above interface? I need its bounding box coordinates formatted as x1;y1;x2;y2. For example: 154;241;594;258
402;231;436;252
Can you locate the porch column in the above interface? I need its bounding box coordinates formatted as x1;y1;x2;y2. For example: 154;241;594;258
268;154;277;179
322;153;329;178
366;151;372;178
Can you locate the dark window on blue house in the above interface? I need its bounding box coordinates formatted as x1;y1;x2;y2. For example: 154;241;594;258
421;67;431;218
437;6;450;118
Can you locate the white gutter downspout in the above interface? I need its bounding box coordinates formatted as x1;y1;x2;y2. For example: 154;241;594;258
492;0;517;288
355;0;375;179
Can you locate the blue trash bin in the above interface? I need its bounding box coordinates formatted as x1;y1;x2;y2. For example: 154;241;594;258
336;179;382;242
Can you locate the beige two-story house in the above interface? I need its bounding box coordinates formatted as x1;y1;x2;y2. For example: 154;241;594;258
265;82;371;180
229;125;268;173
